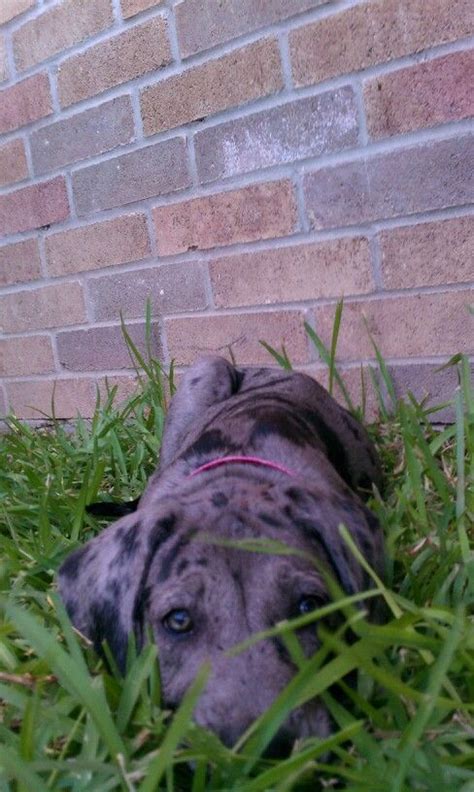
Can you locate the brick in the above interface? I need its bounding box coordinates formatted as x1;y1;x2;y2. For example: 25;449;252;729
58;16;171;108
165;310;309;366
153;180;297;256
45;213;150;277
88;261;208;321
141;38;283;135
0;177;69;236
0;388;6;418
195;87;358;184
0;36;8;82
72;138;189;216
0;335;55;377
57;322;163;371
0;74;52;134
0;238;41;287
304;135;474;229
380;216;474;289
0;139;28;187
210;237;374;308
0;282;85;333
389;363;459;421
314;291;474;361
121;0;164;18
13;0;113;72
31;96;134;176
290;0;474;88
6;378;97;420
97;374;140;405
176;0;329;58
365;50;474;139
0;0;35;25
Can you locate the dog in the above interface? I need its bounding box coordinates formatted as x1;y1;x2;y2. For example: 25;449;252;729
59;356;383;753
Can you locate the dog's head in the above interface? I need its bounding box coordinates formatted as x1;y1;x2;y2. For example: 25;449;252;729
59;474;382;752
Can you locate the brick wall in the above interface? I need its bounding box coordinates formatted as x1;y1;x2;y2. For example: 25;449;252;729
0;0;472;420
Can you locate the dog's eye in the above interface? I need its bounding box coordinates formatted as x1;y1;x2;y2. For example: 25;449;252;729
162;609;194;634
297;596;322;615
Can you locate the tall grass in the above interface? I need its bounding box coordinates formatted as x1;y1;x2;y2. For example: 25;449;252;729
0;311;472;791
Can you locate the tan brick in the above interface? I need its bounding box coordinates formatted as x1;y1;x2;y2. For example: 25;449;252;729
0;335;55;377
176;0;328;58
141;38;283;135
0;73;52;134
389;363;459;421
0;0;35;25
0;282;86;333
31;96;134;176
0;238;41;287
195;88;358;183
380;216;474;289
304;135;474;228
154;180;297;256
72;138;189;216
57;322;162;371
0;177;69;236
314;291;474;361
45;213;150;277
121;0;164;18
210;238;374;308
13;0;113;72
88;261;208;321
365;50;474;139
165;310;309;366
0;36;8;83
0;139;28;187
58;16;171;108
0;387;6;418
96;374;140;405
290;0;474;87
6;378;97;420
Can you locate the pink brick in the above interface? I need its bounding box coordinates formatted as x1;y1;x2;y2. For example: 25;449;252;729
13;0;113;72
153;180;297;256
31;96;134;175
0;73;52;134
0;335;55;377
0;139;28;187
165;310;309;366
365;50;474;139
380;216;474;289
121;0;165;19
45;213;150;277
0;282;85;333
290;0;474;87
0;36;8;82
6;378;97;420
314;291;474;360
210;238;374;308
0;0;35;25
72;138;189;216
141;38;283;135
195;88;358;183
176;0;328;58
96;374;140;405
57;322;162;371
0;387;6;418
304;135;474;229
0;177;69;235
389;363;459;421
58;16;171;108
0;238;41;287
88;262;208;321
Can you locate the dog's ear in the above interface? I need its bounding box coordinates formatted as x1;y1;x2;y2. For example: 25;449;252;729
286;486;384;598
58;509;176;671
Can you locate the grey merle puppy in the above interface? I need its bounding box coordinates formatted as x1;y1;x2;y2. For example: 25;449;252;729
59;356;383;753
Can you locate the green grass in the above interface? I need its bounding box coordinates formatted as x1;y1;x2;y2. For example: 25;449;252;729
0;316;473;792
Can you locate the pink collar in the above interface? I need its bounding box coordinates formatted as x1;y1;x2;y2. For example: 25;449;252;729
189;455;294;478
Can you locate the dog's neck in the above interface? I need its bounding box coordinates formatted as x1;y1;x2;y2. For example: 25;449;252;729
189;455;295;478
